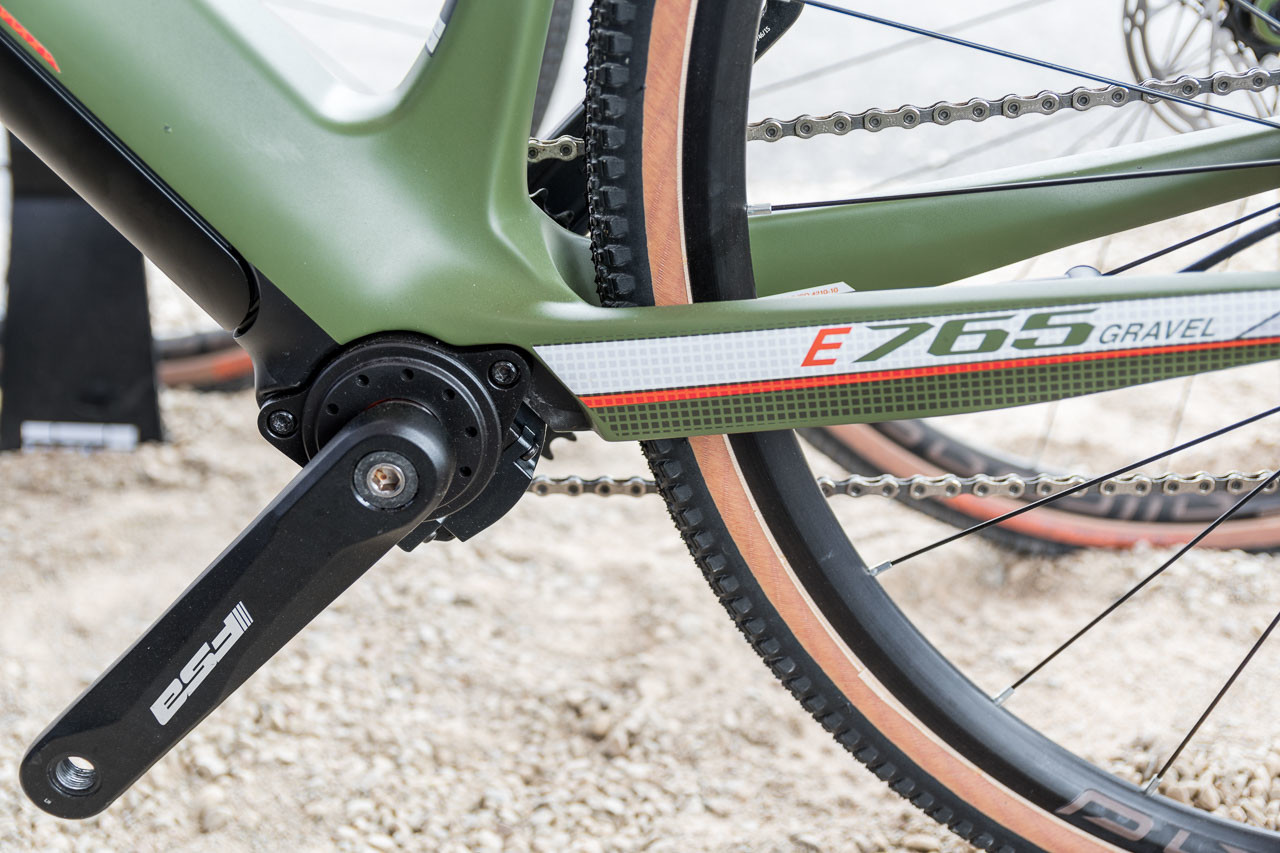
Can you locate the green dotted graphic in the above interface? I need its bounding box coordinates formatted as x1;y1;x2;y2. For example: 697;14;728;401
589;342;1280;441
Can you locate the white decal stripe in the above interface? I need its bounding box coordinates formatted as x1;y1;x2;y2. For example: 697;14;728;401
535;291;1280;395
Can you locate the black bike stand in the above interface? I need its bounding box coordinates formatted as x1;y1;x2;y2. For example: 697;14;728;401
0;133;162;451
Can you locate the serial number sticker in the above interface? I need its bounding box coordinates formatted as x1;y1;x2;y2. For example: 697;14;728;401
761;282;856;300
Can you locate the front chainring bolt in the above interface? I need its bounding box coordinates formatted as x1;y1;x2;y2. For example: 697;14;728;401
488;360;521;388
267;410;298;438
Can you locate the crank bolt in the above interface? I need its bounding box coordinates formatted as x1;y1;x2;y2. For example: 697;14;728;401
488;360;521;388
267;410;298;438
368;464;406;497
353;451;419;510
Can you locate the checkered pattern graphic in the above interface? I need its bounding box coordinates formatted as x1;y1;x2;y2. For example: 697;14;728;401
536;290;1280;396
589;340;1280;440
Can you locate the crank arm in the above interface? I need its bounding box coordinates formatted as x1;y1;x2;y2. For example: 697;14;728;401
20;400;453;818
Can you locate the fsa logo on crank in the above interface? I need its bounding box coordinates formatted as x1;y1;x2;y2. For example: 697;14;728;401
150;602;253;726
1057;789;1250;852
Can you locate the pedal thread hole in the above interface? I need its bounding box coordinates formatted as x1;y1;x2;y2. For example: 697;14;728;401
51;756;97;795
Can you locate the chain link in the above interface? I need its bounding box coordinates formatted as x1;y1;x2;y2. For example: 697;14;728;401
527;475;659;497
527;135;585;163
528;470;1280;500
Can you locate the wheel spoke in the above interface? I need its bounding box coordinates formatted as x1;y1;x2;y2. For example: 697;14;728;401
1150;0;1203;23
1143;606;1280;794
992;467;1280;705
1029;401;1059;469
1105;105;1149;148
1182;213;1280;270
1105;199;1280;274
751;0;1054;98
796;0;1280;130
1167;376;1196;447
1161;7;1207;71
771;158;1280;212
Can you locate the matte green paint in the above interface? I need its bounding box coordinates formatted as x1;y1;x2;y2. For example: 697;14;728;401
1;0;581;346
6;1;1280;440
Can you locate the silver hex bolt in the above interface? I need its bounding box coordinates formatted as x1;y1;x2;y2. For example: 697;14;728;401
368;463;406;498
353;451;419;510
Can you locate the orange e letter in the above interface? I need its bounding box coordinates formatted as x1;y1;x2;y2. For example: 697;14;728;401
802;326;851;367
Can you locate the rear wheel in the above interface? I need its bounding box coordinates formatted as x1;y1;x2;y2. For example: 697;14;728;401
585;1;1280;849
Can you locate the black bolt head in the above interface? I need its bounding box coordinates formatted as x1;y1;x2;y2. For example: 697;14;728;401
267;410;298;438
488;360;520;388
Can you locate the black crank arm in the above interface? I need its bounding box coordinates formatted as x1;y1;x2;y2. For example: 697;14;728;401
20;401;453;818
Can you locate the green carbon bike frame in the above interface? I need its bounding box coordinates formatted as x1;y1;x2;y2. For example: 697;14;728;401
3;0;1280;442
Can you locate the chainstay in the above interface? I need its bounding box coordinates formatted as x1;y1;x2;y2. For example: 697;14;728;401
528;470;1280;499
528;66;1280;158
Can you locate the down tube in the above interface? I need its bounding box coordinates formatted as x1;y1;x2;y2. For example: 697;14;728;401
530;273;1280;441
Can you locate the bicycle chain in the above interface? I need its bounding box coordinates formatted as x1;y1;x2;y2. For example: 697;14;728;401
528;66;1280;157
747;67;1280;142
527;470;1280;499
